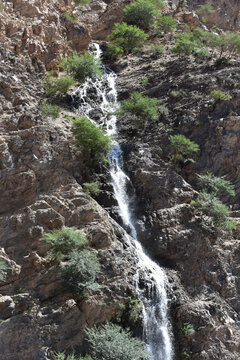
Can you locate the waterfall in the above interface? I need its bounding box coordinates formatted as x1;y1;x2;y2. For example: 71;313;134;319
72;42;173;360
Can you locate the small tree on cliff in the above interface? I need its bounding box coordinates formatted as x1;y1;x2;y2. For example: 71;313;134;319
123;0;160;31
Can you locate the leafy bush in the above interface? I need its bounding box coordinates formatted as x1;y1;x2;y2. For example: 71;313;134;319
209;90;232;102
0;258;9;281
60;52;102;83
41;227;88;258
108;22;147;55
59;249;101;295
123;0;159;31
86;323;149;360
197;173;235;198
169;134;199;162
82;181;100;197
192;192;237;231
40;102;61;119
128;298;142;324
103;43;124;62
63;12;78;24
71;116;112;164
155;15;177;34
53;352;92;360
119;92;159;122
172;33;198;56
43;75;76;95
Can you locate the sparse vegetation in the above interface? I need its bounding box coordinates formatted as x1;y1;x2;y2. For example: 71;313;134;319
196;4;215;23
71;116;112;164
60;52;102;83
140;77;148;87
119;92;159;122
40;102;61;119
86;323;149;360
169;134;199;163
142;42;165;55
128;298;142;323
108;22;147;55
209;90;232;102
41;227;88;258
43;74;76;95
82;181;100;197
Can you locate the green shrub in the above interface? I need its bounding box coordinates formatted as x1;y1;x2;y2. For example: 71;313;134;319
71;116;112;164
60;52;102;83
0;259;9;281
63;12;78;24
41;227;88;258
108;22;147;55
40;102;61;119
180;323;195;336
123;0;159;31
43;75;76;95
86;323;149;360
82;181;100;197
59;249;101;295
209;90;232;102
103;43;124;62
119;92;159;122
192;192;237;231
197;173;235;198
170;90;181;98
155;15;177;34
169;134;199;162
53;352;92;360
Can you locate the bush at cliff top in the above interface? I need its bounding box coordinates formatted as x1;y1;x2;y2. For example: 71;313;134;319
119;92;159;121
123;0;160;31
71;116;112;164
59;249;101;296
86;323;149;360
43;74;76;95
108;23;147;55
41;227;88;258
60;52;102;83
169;134;199;162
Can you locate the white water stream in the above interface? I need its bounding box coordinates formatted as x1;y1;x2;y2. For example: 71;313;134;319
72;43;173;360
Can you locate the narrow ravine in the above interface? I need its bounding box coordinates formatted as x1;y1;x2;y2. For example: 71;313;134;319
72;43;173;360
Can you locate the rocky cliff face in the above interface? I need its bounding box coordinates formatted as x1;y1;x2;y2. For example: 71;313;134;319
1;0;240;359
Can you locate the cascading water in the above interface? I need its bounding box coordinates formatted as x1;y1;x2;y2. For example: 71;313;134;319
72;42;173;360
